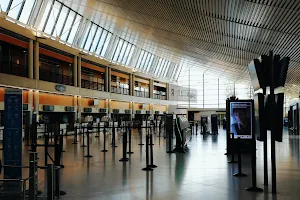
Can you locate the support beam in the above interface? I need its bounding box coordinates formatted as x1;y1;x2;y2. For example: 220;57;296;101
77;96;81;123
34;90;39;121
28;39;33;79
130;74;135;96
73;56;78;87
74;95;78;122
105;66;109;92
34;41;39;80
28;90;33;125
149;79;154;98
78;57;81;88
108;67;111;93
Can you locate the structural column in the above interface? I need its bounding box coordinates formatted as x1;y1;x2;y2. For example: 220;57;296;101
166;84;169;100
28;39;33;79
77;96;81;122
34;90;39;121
105;66;109;92
28;90;33;124
34;41;39;80
78;57;81;88
74;95;78;122
73;56;78;87
149;79;154;98
107;67;111;93
130;74;135;96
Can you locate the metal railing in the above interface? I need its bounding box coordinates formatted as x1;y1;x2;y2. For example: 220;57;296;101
134;90;149;98
111;86;129;95
81;79;105;91
39;68;73;86
0;60;28;78
154;93;167;100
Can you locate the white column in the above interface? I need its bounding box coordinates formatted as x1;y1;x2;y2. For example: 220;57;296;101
34;41;39;80
28;39;33;79
78;57;81;88
73;56;78;87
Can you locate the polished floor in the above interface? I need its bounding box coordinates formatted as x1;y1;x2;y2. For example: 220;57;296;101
2;127;300;200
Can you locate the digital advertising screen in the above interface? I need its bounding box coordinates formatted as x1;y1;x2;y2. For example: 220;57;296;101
230;101;253;139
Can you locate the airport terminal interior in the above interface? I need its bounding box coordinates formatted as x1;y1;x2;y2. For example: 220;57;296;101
0;0;300;199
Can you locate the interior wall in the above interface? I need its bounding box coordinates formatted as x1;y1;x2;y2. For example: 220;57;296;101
133;103;150;110
153;105;167;112
39;92;74;106
111;101;130;110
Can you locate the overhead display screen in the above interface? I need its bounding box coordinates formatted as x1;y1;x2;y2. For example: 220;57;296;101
230;101;253;139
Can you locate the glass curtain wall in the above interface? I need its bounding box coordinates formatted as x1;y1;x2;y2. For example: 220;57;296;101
177;68;253;109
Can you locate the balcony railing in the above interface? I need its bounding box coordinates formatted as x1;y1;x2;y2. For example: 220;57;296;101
0;60;28;77
154;93;167;100
134;90;149;98
81;79;105;91
39;68;73;86
111;86;129;95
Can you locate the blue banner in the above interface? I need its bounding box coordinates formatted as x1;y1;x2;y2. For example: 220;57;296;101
4;89;22;179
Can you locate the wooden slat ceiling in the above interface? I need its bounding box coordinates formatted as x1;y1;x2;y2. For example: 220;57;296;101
92;0;300;93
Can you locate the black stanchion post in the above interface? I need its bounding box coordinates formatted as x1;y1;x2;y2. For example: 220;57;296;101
84;130;93;158
233;137;247;177
111;124;118;147
73;126;78;144
81;127;86;147
138;123;144;145
148;133;157;168
246;123;263;192
60;130;65;153
119;128;129;162
47;164;55;200
228;133;237;163
127;126;134;154
45;134;49;167
95;123;100;138
101;128;108;152
142;134;153;171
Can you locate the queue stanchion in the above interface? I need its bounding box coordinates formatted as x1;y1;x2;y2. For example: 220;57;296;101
127;126;134;154
72;126;78;144
101;128;108;152
84;130;93;158
29;152;38;200
142;133;153;171
228;133;237;164
119;128;129;162
148;132;157;168
233;137;247;177
60;129;65;153
47;164;55;200
138;124;144;145
95;123;100;138
44;134;49;167
54;124;66;196
111;122;118;147
81;127;86;147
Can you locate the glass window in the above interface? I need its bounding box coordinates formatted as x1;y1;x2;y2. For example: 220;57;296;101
60;10;75;41
38;0;52;30
118;41;128;62
90;27;102;52
67;14;81;44
146;55;154;72
19;0;36;24
122;43;131;64
112;38;123;61
95;30;107;55
53;5;68;37
44;1;61;34
7;0;23;19
0;0;10;12
80;21;92;48
135;50;144;69
125;45;135;65
84;24;97;50
100;32;112;57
